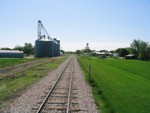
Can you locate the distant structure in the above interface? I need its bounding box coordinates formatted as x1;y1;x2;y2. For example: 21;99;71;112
125;54;136;59
85;43;90;50
83;42;91;54
0;50;23;58
35;20;60;57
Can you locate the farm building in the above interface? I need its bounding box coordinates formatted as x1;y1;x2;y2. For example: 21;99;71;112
0;50;23;58
95;51;112;56
125;54;136;59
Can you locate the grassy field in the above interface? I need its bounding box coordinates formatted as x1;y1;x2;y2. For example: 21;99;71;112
0;56;67;108
78;55;150;113
0;58;38;69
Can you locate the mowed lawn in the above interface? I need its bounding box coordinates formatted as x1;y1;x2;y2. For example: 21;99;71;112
78;56;150;113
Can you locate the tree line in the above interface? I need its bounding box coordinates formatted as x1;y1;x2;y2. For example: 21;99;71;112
76;39;150;60
116;39;150;60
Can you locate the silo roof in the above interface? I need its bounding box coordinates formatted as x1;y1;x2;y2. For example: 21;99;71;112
38;38;51;41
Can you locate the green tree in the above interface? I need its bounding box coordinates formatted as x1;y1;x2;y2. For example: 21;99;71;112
131;39;141;57
13;45;24;51
99;49;109;52
131;39;150;60
119;48;129;57
126;47;135;54
0;47;11;50
115;48;122;53
76;50;82;54
83;48;92;53
23;43;33;56
138;41;149;60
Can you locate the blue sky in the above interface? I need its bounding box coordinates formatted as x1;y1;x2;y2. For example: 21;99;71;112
0;0;150;51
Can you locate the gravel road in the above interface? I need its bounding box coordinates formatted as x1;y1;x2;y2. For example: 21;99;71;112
0;56;99;113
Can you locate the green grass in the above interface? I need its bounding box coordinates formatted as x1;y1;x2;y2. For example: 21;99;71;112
0;56;67;108
78;55;150;113
0;58;38;69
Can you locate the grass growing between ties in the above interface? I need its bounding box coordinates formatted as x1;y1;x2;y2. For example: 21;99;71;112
77;55;150;113
0;56;67;108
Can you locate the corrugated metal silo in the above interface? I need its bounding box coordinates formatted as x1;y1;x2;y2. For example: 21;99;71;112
35;39;54;57
53;38;57;57
53;38;60;56
57;40;60;56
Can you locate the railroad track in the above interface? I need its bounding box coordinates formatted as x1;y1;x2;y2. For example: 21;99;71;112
0;57;58;79
32;56;80;113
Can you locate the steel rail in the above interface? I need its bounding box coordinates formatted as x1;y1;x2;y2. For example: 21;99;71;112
36;57;72;113
66;66;74;113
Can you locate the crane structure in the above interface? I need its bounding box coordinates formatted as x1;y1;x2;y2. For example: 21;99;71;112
38;20;52;41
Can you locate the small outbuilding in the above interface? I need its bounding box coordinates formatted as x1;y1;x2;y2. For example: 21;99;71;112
125;54;136;59
95;52;111;56
0;50;23;58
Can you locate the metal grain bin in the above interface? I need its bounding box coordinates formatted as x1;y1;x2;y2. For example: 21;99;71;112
57;40;60;56
53;41;57;57
35;39;54;57
53;38;60;56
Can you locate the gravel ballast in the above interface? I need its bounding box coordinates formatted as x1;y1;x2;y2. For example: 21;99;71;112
0;56;99;113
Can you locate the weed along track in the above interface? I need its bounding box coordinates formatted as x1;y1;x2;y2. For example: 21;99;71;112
0;58;57;79
0;55;98;113
32;56;79;113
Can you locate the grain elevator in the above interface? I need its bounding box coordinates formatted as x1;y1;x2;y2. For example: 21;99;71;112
35;20;60;57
